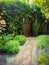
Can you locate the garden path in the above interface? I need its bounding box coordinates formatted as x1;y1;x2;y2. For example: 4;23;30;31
11;37;37;65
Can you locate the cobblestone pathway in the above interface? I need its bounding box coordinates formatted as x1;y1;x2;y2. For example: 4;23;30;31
11;37;37;65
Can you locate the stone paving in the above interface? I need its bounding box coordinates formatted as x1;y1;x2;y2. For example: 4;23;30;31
11;37;37;65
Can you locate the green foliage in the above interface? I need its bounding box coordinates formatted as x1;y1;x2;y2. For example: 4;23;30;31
2;34;13;42
31;4;45;35
0;1;45;35
37;35;49;49
33;0;44;7
19;0;26;3
33;0;49;19
5;40;20;54
7;22;17;35
0;34;13;52
0;43;4;52
14;35;27;45
33;20;40;36
0;34;13;45
0;36;5;51
38;52;49;65
0;34;26;53
0;1;32;35
0;36;3;44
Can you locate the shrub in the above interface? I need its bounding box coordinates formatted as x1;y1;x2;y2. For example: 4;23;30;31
33;20;40;36
38;53;49;65
37;35;49;49
5;40;20;54
0;36;3;44
0;34;13;51
0;36;5;52
2;34;13;43
0;43;4;52
14;35;27;45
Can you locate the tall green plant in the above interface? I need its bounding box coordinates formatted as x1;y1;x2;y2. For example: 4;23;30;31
33;20;40;36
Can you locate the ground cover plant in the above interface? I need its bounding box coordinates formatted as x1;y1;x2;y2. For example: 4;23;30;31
0;43;4;52
5;40;20;54
0;34;26;54
37;35;49;49
14;35;27;45
2;34;13;43
38;52;49;65
0;36;5;52
37;35;49;65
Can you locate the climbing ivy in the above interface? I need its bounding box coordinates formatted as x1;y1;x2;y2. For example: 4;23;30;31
0;1;45;35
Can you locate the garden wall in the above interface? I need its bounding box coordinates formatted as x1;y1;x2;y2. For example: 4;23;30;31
0;1;48;36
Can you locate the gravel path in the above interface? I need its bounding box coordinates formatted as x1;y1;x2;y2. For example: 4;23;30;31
11;37;37;65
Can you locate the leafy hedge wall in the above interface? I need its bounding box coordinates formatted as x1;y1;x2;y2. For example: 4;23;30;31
0;1;45;36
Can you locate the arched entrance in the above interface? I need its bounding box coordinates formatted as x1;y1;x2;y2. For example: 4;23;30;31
23;14;34;37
